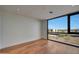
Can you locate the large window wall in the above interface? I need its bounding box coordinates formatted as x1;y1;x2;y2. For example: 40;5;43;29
48;12;79;46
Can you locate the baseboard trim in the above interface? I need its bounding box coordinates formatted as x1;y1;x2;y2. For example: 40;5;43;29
0;38;43;51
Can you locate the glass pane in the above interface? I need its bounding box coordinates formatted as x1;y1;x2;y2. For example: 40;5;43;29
48;16;67;34
70;14;79;32
48;16;68;43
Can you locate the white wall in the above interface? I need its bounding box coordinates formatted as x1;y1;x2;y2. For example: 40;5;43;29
0;12;2;49
0;11;41;49
41;20;47;39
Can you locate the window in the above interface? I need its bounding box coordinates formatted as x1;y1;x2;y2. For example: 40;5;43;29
48;16;67;34
70;14;79;33
48;12;79;46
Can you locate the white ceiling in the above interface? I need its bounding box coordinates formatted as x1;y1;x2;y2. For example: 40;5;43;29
0;5;79;20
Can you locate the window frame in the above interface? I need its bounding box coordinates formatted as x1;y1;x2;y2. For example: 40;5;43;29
47;11;79;47
68;12;79;34
47;11;79;35
48;16;68;34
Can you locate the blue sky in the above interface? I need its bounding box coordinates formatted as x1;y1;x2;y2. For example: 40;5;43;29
70;14;79;29
48;14;79;30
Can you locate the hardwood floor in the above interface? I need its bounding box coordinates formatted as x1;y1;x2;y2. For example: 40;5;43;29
0;39;79;54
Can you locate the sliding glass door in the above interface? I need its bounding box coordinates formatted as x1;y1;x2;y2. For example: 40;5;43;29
48;12;79;46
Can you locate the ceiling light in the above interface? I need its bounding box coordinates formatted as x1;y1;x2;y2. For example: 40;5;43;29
49;11;53;14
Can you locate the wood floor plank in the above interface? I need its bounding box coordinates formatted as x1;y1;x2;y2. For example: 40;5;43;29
0;39;79;54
